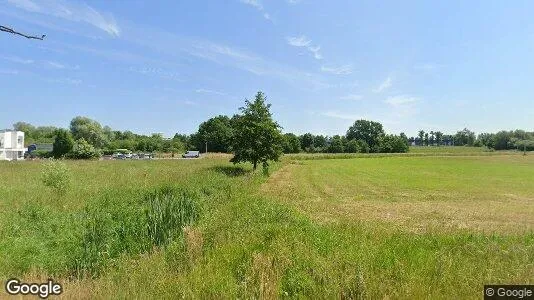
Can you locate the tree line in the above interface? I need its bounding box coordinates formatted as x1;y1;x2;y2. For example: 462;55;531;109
12;91;534;162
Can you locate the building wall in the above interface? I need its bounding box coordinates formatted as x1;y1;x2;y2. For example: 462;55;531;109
0;131;26;161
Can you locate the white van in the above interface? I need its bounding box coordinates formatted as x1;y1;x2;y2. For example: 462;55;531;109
182;151;200;158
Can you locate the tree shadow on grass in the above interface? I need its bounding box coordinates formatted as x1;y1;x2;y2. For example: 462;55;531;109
211;165;251;177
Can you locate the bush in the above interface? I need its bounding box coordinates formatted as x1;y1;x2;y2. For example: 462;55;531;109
41;160;70;196
355;140;370;153
52;129;74;158
32;150;54;159
69;138;101;160
378;135;409;153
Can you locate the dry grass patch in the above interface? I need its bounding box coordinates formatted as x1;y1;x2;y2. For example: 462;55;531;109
264;155;534;234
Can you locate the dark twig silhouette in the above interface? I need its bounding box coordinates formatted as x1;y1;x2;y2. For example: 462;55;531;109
0;25;46;40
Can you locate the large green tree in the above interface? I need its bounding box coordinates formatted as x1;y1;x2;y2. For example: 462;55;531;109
328;135;345;153
300;133;315;151
70;116;108;148
52;129;74;158
230;91;283;171
282;133;301;153
192;115;234;153
346;120;385;152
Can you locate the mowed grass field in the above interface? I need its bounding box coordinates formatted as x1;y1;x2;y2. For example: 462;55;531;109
0;152;533;299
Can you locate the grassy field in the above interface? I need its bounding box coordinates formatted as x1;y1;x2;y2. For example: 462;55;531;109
1;153;533;299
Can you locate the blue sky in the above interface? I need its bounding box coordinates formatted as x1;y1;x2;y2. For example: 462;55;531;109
1;0;533;137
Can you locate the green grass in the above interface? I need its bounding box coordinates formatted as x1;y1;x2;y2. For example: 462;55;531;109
1;154;533;298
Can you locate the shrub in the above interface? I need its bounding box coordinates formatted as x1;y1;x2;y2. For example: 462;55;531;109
70;138;101;160
345;140;360;153
41;160;70;196
53;129;75;158
378;135;409;153
355;140;370;153
145;187;200;247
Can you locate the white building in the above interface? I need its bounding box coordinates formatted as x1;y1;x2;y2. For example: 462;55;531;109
0;130;27;161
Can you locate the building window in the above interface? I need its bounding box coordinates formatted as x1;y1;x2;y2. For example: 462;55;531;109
18;137;23;146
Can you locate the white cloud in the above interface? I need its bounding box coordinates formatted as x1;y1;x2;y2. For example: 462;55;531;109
7;0;39;12
340;94;362;101
6;0;120;36
286;35;322;60
46;61;65;69
0;69;20;75
196;89;226;96
287;0;302;4
0;55;34;64
373;76;392;93
239;0;273;22
129;66;182;81
321;111;369;121
413;63;442;71
240;0;263;10
385;95;418;106
321;64;353;75
48;77;82;85
287;36;311;47
384;95;420;119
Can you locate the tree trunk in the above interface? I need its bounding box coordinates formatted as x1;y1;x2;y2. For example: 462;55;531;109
253;161;257;170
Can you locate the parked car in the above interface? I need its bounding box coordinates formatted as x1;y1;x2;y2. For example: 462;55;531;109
182;151;200;158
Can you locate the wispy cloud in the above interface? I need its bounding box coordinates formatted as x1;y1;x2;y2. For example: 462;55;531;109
287;0;302;4
384;95;420;118
128;66;182;81
48;77;82;85
196;89;227;96
413;63;443;71
0;69;20;75
321;64;353;75
0;55;34;64
286;35;322;60
44;61;80;70
373;76;392;93
321;111;367;121
340;94;363;101
385;95;418;106
6;0;120;36
239;0;272;21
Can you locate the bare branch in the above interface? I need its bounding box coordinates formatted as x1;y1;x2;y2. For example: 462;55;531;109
0;25;46;40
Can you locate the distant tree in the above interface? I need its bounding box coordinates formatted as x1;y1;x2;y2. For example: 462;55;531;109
282;133;301;153
492;131;513;150
313;135;327;150
70;116;108;148
52;129;74;158
429;131;435;146
230;91;284;171
70;138;101;159
477;133;494;148
418;130;425;146
378;135;409;153
435;131;444;146
13;121;35;135
356;140;370;153
400;133;409;145
328;135;345;153
424;133;429;146
345;139;360;153
300;133;315;151
454;128;476;146
191;115;234;153
346;120;385;152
